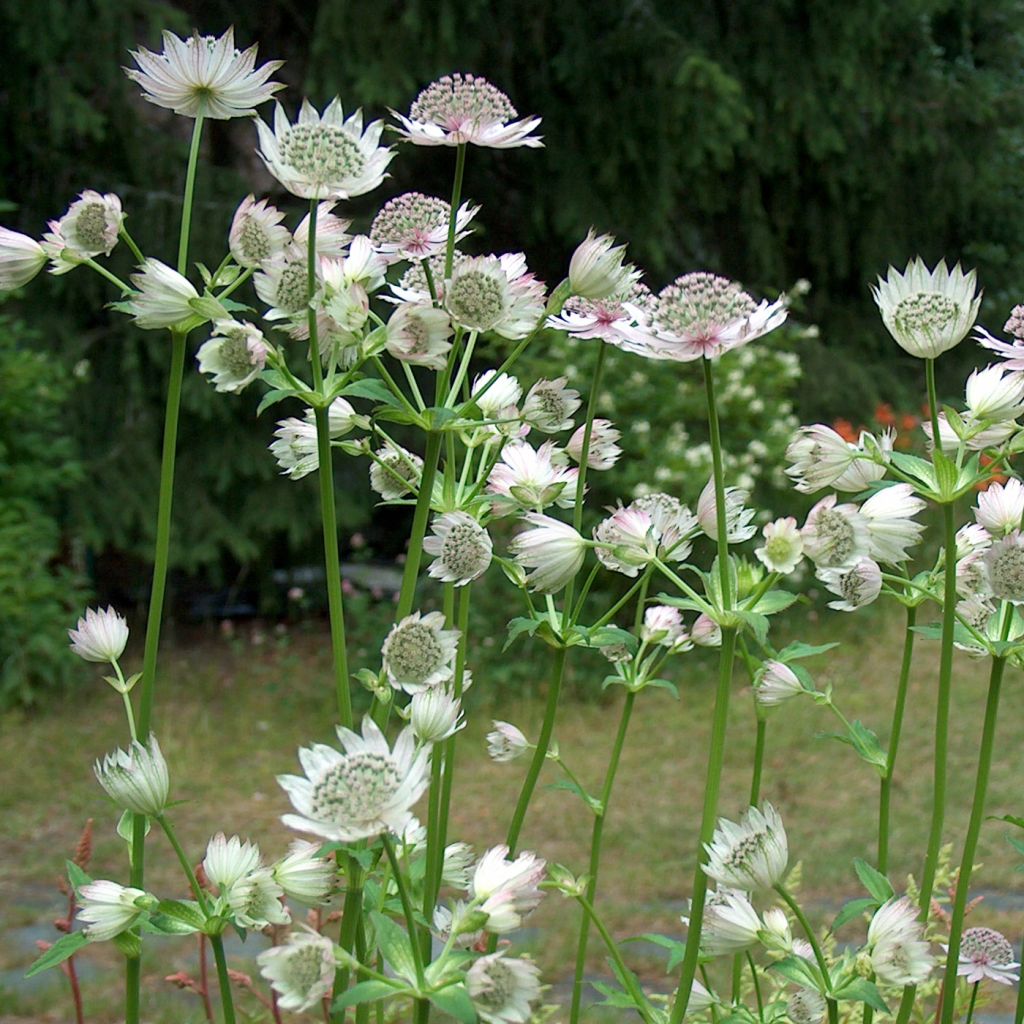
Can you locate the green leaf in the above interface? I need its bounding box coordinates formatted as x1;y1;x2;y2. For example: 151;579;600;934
819;722;888;776
748;590;798;615
332;980;400;1012
25;931;88;977
66;860;92;892
630;933;687;972
641;677;680;698
776;641;839;661
342;378;405;408
890;451;936;490
256;388;297;416
653;593;706;613
504;616;544;650
833;978;889;1012
428;984;478;1023
370;911;418;984
832;897;879;931
736;610;770;646
574;625;638;653
853;859;895;903
547;778;600;812
111;930;142;959
143;913;201;936
768;955;824;992
155;899;206;932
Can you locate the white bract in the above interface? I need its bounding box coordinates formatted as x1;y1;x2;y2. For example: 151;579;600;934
124;259;200;330
510;513;588;593
867;896;934;986
423;511;493;585
470;845;546;933
0;228;46;291
381;611;460;693
272;840;336;905
467;952;542;1024
257;929;337;1012
703;803;788;891
77;880;151;942
94;735;169;817
568;230;639;300
68;605;129;663
487;721;531;762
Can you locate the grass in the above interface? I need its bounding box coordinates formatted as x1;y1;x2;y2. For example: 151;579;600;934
2;600;1023;1022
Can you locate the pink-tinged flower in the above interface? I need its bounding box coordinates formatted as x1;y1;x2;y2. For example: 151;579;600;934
786;425;890;494
445;253;546;339
817;557;883;611
567;419;622;470
293;201;353;258
46;191;123;270
125;28;283;120
755;517;804;574
568;230;640;300
487;440;579;514
370;192;478;262
977;319;1024;372
521;377;581;433
965;364;1024;423
754;661;805;707
423;511;493;586
951;927;1020;986
697;478;757;543
861;484;926;565
278;717;430;842
68;605;129;663
196;320;270;393
801;494;869;568
691;613;722;647
867;896;934;986
229;195;290;269
976;477;1024;536
257;100;394;200
470;845;546;933
385;302;453;369
0;228;47;291
983;530;1024;603
487;721;531;762
510;514;588;593
642;605;687;647
623;272;787;361
394;73;542;149
595;494;699;576
467;952;542;1024
547;285;655;346
254;248;315;322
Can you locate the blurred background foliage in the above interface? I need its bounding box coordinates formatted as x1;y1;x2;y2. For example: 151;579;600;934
1;0;1022;701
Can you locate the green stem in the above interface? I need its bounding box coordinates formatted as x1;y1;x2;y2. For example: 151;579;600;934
938;651;1007;1024
83;258;131;293
177;113;205;275
118;225;145;265
775;884;837;1024
125;955;140;1024
155;816;208;911
878;606;917;874
333;859;364;1007
702;357;732;609
444;146;466;280
926;359;942;456
209;934;237;1024
668;626;737;1024
1015;935;1024;1024
747;952;765;1022
382;834;429;1024
965;981;980;1024
396;432;443;621
750;718;766;806
569;645;641;1024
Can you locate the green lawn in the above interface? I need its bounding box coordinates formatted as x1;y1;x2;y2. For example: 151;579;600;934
2;604;1022;1021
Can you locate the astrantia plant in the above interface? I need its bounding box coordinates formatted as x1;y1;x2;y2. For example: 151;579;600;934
13;28;1024;1024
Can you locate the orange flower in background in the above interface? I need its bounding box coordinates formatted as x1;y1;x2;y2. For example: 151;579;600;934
874;403;896;427
832;417;858;443
977;454;1008;490
900;412;920;432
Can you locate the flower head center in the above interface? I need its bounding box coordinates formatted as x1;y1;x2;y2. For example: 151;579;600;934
989;544;1024;599
283;943;327;991
282;124;366;185
69;202;112;252
893;292;959;334
237;215;273;264
814;509;855;563
219;328;259;376
371;193;450;248
440;521;490;577
275;258;310;313
447;270;507;330
410;74;517;128
475;959;515;1010
657;272;756;340
312;752;400;822
385;622;446;683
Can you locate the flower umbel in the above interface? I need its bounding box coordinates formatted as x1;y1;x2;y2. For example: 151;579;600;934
257;929;337;1012
703;803;789;892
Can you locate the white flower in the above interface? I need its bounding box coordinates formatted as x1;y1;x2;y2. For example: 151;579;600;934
257;99;394;200
631;272;787;361
872;258;981;359
254;249;314;322
487;441;579;514
976;478;1024;536
445;254;546;339
294;202;353;258
227;868;290;929
594;499;696;576
272;840;336;906
754;661;805;708
983;531;1024;603
467;953;542;1024
977;314;1024;371
382;611;460;693
229;196;290;268
125;28;283;120
787;989;827;1024
472;370;523;418
385;303;453;369
370;192;478;262
0;228;46;291
965;364;1024;422
257;929;337;1012
642;605;688;647
423;511;493;585
94;735;169;817
124;259;200;330
487;721;531;762
691;613;722;647
441;843;476;890
548;285;655;346
958;523;993;558
511;513;588;593
278;717;430;842
801;495;869;568
697;478;757;542
867;896;934;986
394;73;543;149
274;399;364;481
203;833;261;893
68;605;129;663
48;191;123;266
704;803;788;892
410;689;465;743
861;484;926;565
77;880;149;942
786;424;886;494
687;980;718;1015
953;927;1021;986
471;845;546;933
755;517;804;574
521;377;581;433
370;443;423;500
568;230;639;300
697;888;763;956
197;320;270;393
761;907;793;950
567;419;622;470
817;558;883;612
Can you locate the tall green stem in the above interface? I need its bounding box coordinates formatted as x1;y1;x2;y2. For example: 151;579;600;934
938;652;1007;1024
750;718;766;806
382;835;428;1023
878;606;917;874
702;357;732;609
444;146;466;280
209;936;236;1024
925;359;941;456
668;627;737;1024
775;885;837;1024
396;432;443;621
569;690;636;1024
305;198;352;728
127;110;205;1024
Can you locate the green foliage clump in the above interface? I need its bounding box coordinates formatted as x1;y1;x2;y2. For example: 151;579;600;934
0;311;87;708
